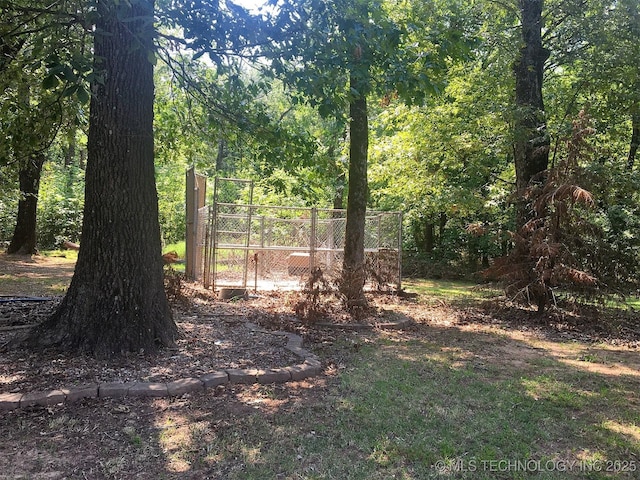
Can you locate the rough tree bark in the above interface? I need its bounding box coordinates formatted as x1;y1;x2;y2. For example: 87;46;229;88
340;72;369;308
6;153;46;255
513;0;550;228
25;0;177;357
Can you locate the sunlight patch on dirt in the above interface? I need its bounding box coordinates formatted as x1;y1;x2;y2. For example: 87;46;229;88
0;254;75;296
154;412;195;473
459;324;640;379
520;338;640;378
555;357;640;378
0;373;25;389
603;420;640;443
235;390;289;414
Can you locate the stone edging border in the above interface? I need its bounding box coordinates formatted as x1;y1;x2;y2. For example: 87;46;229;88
0;323;320;412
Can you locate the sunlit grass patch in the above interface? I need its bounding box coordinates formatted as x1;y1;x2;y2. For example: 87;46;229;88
403;278;500;306
185;330;640;479
626;296;640;309
163;241;186;259
602;420;640;444
41;249;79;261
520;374;589;408
0;253;75;296
404;278;640;313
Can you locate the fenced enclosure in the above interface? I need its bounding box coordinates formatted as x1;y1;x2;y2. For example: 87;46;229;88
186;172;402;292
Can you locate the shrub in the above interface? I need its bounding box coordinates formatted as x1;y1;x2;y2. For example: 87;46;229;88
37;195;84;249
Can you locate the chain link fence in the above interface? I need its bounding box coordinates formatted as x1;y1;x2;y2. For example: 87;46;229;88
188;176;402;292
197;204;400;292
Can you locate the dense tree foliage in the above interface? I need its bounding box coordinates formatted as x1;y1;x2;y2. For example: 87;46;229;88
0;0;89;253
260;0;475;305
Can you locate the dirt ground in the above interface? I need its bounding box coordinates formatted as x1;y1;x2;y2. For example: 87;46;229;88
0;254;316;394
1;254;639;479
0;253;76;297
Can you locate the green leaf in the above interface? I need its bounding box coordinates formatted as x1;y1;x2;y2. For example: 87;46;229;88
42;74;60;90
60;65;77;82
62;84;79;98
76;86;90;105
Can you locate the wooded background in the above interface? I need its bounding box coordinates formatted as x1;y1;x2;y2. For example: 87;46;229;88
2;0;638;293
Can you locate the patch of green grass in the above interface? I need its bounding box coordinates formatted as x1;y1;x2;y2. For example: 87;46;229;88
123;426;143;447
405;277;640;311
162;241;186;273
602;295;640;311
403;278;501;306
0;253;75;296
162;241;186;258
626;296;640;309
41;249;79;261
560;292;640;312
173;333;640;479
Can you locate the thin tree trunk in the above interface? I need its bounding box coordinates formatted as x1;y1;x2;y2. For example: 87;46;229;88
330;125;347;213
7;153;46;255
341;73;369;308
25;0;177;357
65;129;76;167
438;212;447;245
627;111;639;171
333;172;345;211
216;137;226;171
424;222;434;253
513;0;550;228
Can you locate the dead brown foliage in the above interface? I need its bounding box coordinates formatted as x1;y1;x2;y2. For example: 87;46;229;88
293;267;338;323
485;110;599;312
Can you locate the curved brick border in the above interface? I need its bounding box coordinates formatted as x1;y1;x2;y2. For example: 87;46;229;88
0;324;320;411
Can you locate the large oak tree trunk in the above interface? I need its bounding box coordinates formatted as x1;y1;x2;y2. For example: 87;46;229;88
513;0;550;228
7;153;45;255
26;0;177;357
340;73;368;308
